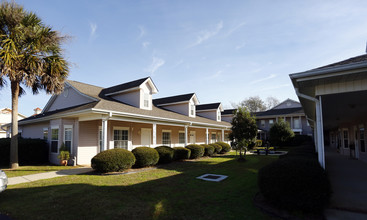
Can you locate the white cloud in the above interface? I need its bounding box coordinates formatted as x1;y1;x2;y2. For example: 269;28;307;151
142;41;150;48
235;42;246;50
145;57;165;75
89;22;97;39
226;21;246;37
138;26;146;39
250;74;277;85
190;21;223;47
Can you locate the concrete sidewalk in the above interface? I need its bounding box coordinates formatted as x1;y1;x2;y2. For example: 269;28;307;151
324;147;367;220
7;167;93;185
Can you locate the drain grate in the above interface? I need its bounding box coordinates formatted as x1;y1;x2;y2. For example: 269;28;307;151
196;174;228;182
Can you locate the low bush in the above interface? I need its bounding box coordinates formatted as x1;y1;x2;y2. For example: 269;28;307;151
201;144;215;157
258;143;331;214
91;148;135;173
0;138;49;166
215;142;231;154
209;143;222;154
173;147;191;160
155;146;174;164
132;146;159;168
185;144;205;159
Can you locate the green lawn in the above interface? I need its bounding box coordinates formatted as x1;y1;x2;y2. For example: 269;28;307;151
2;165;83;178
0;153;277;220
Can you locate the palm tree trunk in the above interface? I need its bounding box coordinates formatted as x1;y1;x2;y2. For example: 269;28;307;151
10;81;19;169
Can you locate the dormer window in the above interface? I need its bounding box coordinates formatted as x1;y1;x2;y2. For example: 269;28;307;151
144;93;149;108
190;104;195;116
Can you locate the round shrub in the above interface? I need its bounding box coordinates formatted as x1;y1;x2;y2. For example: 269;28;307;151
201;144;215;157
132;146;159;168
185;144;205;159
173;147;191;160
258;157;331;213
215;142;231;153
209;143;222;154
91;149;135;173
155;146;174;164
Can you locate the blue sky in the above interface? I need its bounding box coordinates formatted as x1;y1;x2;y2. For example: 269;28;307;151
1;0;367;116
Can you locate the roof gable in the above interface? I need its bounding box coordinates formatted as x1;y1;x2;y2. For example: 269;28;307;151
272;98;301;109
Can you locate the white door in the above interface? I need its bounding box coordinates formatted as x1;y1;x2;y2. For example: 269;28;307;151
190;131;196;144
141;128;151;147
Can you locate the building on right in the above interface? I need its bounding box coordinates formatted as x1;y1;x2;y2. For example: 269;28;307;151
290;54;367;168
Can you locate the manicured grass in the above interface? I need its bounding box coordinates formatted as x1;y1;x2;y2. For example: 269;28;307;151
0;153;277;220
1;165;83;178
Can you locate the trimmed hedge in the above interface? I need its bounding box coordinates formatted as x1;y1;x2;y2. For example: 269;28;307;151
201;144;215;157
132;146;159;168
91;148;135;173
0;138;49;166
215;142;231;154
258;145;331;213
209;143;222;154
185;144;205;159
173;147;191;160
155;146;174;164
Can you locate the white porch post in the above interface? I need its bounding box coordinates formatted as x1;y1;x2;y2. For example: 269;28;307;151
314;125;318;152
316;96;325;169
102;119;108;151
206;128;209;144
185;125;188;146
221;129;225;142
152;123;157;147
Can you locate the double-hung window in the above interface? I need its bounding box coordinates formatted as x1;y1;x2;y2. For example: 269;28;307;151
190;105;195;116
64;126;73;153
99;127;103;152
51;127;59;153
114;128;129;149
43;128;49;140
162;131;171;146
211;133;216;143
144;93;150;108
178;132;185;145
343;130;349;148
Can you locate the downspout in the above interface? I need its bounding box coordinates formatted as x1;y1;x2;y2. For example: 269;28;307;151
295;88;325;169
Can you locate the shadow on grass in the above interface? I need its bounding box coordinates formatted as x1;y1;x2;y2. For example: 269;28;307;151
0;155;277;220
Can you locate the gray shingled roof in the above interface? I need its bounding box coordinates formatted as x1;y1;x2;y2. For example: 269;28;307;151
101;77;150;95
313;54;367;71
196;103;221;111
22;80;230;127
222;109;236;115
153;93;195;106
255;107;304;117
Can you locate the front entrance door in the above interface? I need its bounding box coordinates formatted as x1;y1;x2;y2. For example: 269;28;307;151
141;128;151;147
190;131;196;144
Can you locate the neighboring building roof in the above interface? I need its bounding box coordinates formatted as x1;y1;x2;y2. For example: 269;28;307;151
153;93;196;106
222;109;236;115
313;54;367;71
0;108;27;118
196;103;221;111
18;81;230;128
255;107;304;117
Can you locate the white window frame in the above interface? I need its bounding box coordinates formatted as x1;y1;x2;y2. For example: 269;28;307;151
190;104;195;116
211;132;217;143
51;126;59;154
269;119;274;126
261;120;265;127
143;93;150;108
64;125;73;154
162;130;171;146
113;126;129;150
43;128;49;140
294;118;300;129
178;131;185;145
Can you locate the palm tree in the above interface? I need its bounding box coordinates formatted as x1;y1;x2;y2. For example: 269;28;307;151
0;1;69;168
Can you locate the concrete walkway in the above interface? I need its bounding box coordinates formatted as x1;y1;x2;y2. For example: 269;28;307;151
324;147;367;220
7;167;93;185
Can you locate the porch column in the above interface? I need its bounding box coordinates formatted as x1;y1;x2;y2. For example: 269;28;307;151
221;129;225;142
184;125;188;146
290;116;293;129
205;128;209;144
152;123;157;147
102;119;108;151
316;96;325;169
